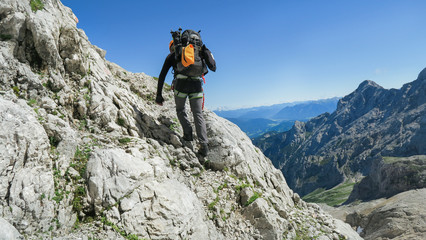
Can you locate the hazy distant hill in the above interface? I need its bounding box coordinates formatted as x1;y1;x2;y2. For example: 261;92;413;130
214;98;339;138
273;98;340;120
214;102;296;119
215;98;339;120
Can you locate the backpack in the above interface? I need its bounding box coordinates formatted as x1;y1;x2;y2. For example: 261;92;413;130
170;29;207;77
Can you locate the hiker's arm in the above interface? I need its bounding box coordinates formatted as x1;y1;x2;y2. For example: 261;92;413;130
202;45;216;72
156;54;173;104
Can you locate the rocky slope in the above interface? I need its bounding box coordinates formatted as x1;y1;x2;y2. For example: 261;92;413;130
321;188;426;240
0;0;361;239
255;69;426;196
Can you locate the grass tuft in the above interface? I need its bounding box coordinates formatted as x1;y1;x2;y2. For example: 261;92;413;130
245;191;261;206
118;137;132;144
30;0;44;12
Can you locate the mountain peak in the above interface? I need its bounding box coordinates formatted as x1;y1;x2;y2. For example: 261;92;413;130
336;79;384;113
417;67;426;81
356;80;383;91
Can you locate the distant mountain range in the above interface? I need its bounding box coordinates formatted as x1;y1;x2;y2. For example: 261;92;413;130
214;98;340;138
273;99;340;120
215;97;340;120
224;118;296;138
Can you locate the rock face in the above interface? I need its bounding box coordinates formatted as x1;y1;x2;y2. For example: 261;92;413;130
0;217;21;240
85;148;221;239
346;155;426;203
0;96;56;233
255;71;426;196
0;0;361;239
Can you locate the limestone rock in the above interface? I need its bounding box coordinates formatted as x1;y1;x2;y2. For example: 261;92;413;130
243;198;286;239
205;111;246;170
326;188;426;240
347;155;426;203
43;113;79;171
86;148;223;239
0;11;26;41
0;94;55;233
0;217;22;240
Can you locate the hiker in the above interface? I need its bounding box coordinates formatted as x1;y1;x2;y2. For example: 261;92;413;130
156;29;216;156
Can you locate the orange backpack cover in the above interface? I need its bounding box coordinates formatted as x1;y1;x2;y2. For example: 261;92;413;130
181;44;195;67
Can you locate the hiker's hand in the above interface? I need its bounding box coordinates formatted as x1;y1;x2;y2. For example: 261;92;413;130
155;95;164;106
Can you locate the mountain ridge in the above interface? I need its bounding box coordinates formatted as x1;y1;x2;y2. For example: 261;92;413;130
273;98;340;120
254;70;426;239
215;97;340;120
255;68;426;196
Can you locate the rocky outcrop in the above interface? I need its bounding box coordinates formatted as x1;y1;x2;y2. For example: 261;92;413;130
255;70;426;196
85;148;221;239
346;155;426;203
0;0;361;239
323;188;426;240
0;217;21;240
0;95;56;233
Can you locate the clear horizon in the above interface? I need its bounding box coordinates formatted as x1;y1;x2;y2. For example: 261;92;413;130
62;0;426;110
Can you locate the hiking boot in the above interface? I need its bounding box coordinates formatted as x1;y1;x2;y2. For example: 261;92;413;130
183;133;193;141
198;143;209;157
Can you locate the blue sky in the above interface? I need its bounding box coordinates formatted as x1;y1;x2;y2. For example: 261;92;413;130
62;0;426;110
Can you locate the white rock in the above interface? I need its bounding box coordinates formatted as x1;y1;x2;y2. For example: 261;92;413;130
0;217;22;240
0;97;55;232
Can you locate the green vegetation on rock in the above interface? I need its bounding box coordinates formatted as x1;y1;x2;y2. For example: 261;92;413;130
30;0;44;12
302;181;356;206
383;155;426;164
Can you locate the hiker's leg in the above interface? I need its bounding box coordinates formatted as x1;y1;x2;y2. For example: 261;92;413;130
174;95;193;136
189;96;208;145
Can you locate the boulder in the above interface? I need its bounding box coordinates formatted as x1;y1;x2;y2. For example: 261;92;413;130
0;217;22;240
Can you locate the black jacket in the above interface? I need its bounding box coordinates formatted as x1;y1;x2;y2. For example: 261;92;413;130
156;45;216;101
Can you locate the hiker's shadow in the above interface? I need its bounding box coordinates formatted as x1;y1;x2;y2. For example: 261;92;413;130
131;104;183;147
